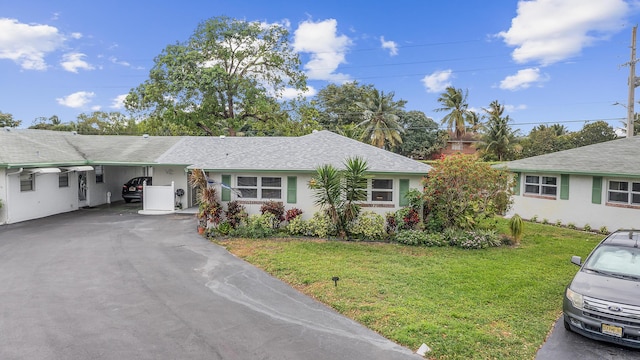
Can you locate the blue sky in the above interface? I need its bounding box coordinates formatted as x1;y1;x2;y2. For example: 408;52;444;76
1;0;639;134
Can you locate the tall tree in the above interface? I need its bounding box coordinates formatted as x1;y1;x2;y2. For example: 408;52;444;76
355;89;405;148
519;126;572;158
434;87;470;139
0;111;21;128
313;82;377;130
479;100;519;161
393;110;447;159
125;16;307;135
568;120;617;147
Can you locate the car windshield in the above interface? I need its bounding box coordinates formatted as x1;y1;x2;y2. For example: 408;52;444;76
583;245;640;280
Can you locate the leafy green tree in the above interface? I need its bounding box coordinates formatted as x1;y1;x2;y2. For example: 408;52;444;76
519;126;572;158
479;100;519;161
568;120;617;147
0;111;21;127
393;110;447;159
308;157;369;238
435;87;471;139
313;82;377;130
75;111;139;135
355;89;405;148
422;154;513;230
125;16;307;135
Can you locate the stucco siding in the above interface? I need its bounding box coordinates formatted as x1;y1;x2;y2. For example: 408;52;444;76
0;168;6;224
510;174;640;231
7;172;77;223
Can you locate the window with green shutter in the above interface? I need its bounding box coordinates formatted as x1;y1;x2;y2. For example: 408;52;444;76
287;176;297;204
221;175;231;201
399;179;410;207
513;173;521;195
592;176;602;204
560;174;570;200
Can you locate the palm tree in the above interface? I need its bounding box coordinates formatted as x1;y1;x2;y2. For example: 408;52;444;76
480;100;519;161
355;89;404;149
435;87;470;139
309;157;369;238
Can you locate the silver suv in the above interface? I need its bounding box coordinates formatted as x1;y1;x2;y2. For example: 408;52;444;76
563;230;640;348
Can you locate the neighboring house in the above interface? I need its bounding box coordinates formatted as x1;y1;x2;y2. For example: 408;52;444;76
499;136;640;231
436;132;479;158
0;129;431;225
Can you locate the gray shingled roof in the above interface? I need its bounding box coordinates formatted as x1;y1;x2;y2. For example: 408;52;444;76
157;130;432;174
1;129;431;175
500;136;640;177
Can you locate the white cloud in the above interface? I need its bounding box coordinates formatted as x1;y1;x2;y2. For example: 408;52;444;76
421;69;453;93
109;56;130;67
380;36;398;56
56;91;95;108
70;32;82;39
504;104;528;112
498;0;629;65
0;18;65;70
280;86;317;100
91;105;101;111
293;19;352;82
61;52;94;73
111;94;128;109
499;68;547;90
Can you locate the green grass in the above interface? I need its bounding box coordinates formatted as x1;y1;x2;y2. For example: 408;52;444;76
217;220;601;360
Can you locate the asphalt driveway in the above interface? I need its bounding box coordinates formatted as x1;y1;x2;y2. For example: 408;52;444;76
0;205;420;360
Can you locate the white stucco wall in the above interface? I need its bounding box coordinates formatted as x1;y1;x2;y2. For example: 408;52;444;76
6;171;78;224
510;174;640;231
208;172;424;220
0;168;7;225
151;166;189;209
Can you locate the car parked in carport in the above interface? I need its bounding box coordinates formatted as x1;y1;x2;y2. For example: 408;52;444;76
122;177;152;203
563;230;640;349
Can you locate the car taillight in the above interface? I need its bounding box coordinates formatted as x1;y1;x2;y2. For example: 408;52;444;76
137;185;143;190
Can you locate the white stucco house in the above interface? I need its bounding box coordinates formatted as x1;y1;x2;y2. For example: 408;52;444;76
0;128;431;225
500;136;640;231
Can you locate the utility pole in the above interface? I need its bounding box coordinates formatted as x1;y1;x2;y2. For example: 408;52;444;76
626;25;638;137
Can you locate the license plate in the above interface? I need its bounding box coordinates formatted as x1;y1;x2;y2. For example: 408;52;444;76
129;186;136;191
602;323;623;337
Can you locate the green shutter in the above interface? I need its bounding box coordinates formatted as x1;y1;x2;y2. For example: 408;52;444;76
560;174;570;200
399;179;410;207
287;176;297;204
221;175;231;201
592;176;602;204
513;172;521;195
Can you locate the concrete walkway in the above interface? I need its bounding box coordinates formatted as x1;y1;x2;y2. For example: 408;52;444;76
0;207;421;360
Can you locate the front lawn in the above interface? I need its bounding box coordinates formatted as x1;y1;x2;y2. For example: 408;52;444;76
217;220;601;359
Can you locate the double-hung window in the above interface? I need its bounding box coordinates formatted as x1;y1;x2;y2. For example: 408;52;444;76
524;175;557;197
59;173;69;188
95;165;104;183
608;180;640;205
371;179;393;202
236;176;282;199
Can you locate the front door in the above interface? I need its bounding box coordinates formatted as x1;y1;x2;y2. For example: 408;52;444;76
78;171;88;207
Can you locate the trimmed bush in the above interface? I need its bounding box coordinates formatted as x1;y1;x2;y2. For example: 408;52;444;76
231;213;275;238
306;212;334;238
286;216;308;236
349;211;385;241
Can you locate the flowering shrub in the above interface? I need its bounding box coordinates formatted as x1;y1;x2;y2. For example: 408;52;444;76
445;229;501;249
348;211;385;241
385;212;397;234
285;208;303;222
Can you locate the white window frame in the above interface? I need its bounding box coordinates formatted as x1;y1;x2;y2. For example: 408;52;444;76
370;178;393;202
607;179;640;205
524;174;557;197
236;176;282;200
451;141;463;151
20;174;34;192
